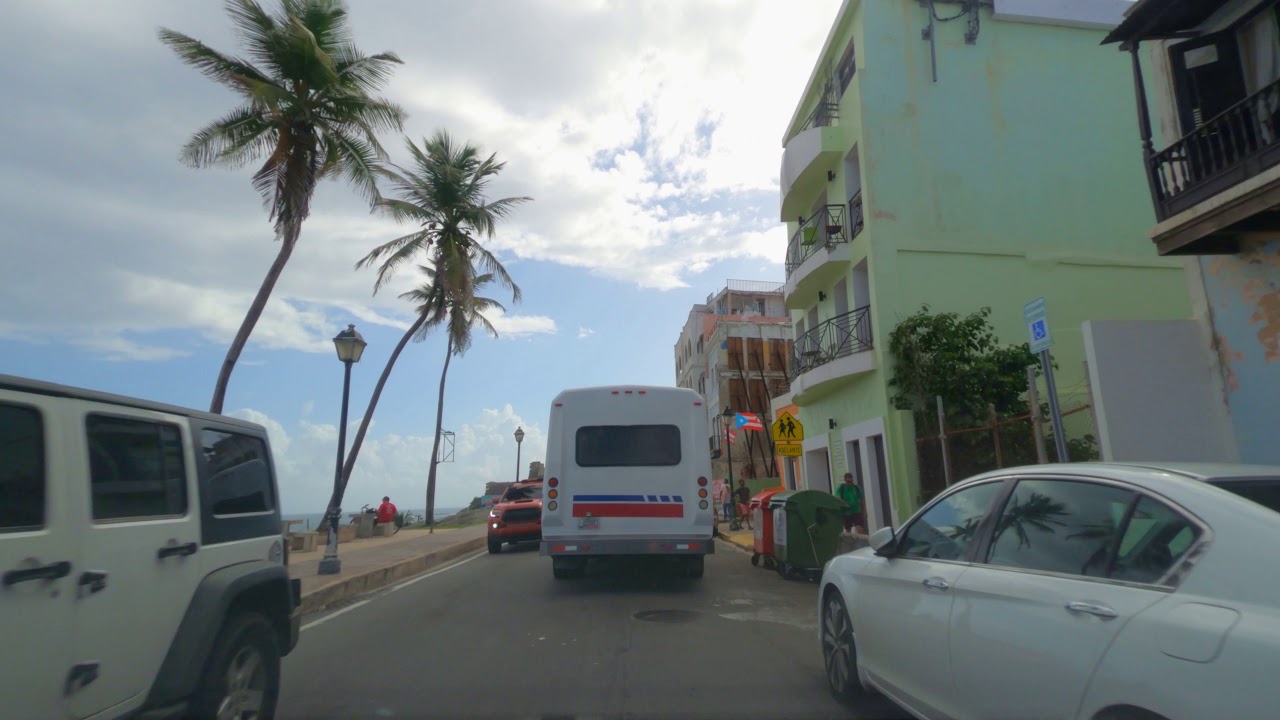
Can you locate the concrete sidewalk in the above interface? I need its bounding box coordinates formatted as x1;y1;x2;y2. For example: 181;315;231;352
289;524;487;614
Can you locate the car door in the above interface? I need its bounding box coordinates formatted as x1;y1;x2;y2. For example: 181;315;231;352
948;477;1172;720
854;479;1005;717
0;393;76;719
68;405;201;718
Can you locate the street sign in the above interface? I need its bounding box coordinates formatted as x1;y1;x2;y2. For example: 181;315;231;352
1024;297;1052;354
771;411;804;442
776;443;803;457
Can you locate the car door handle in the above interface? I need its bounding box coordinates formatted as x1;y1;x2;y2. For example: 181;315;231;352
1065;601;1118;619
77;571;108;596
156;542;198;559
922;577;950;591
3;561;72;587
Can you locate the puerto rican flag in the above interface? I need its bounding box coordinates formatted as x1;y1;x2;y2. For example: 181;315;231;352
571;494;685;518
727;428;737;445
736;412;764;431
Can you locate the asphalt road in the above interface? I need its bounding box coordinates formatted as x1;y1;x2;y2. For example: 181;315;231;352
278;541;909;720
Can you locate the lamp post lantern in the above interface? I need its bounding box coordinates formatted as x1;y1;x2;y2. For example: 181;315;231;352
318;324;366;575
513;426;525;483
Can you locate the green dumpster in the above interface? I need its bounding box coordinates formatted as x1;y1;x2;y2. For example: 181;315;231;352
769;490;849;581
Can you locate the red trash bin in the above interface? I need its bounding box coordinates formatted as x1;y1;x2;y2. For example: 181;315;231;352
750;488;785;569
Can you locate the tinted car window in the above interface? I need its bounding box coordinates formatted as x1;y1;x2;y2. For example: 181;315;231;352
202;429;275;515
503;485;543;501
0;403;44;532
1110;496;1201;585
576;425;681;467
87;415;186;521
899;481;1002;561
1210;477;1280;515
987;479;1134;578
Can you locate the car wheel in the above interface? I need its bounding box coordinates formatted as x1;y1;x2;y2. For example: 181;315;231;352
487;539;502;554
751;553;760;566
685;555;705;579
192;611;281;720
821;591;870;700
552;557;584;579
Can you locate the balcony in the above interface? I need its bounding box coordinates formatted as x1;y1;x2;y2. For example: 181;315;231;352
788;306;875;401
780;105;843;221
783;195;865;308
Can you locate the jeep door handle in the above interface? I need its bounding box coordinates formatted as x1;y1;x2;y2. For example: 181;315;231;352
156;542;198;559
77;571;108;595
3;561;72;587
922;577;950;591
1065;601;1118;619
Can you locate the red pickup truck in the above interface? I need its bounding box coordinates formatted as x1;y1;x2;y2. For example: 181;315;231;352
487;480;544;554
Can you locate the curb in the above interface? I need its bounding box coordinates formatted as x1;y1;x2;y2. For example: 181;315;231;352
299;535;487;615
714;528;754;553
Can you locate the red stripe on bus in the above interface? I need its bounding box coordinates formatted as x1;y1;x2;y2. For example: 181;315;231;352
572;503;684;518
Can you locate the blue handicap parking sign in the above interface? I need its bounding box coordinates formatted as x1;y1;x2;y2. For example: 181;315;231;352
1031;319;1046;341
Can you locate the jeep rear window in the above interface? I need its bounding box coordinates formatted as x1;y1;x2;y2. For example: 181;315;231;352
202;429;275;515
0;402;44;532
1210;477;1280;515
575;425;681;467
87;415;187;521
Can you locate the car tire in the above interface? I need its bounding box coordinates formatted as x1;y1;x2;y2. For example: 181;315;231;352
685;555;705;579
191;611;281;720
821;591;871;701
552;557;584;579
487;539;502;554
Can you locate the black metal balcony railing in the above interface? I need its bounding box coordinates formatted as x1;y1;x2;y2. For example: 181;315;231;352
789;305;872;381
785;204;847;277
800;100;839;133
1149;77;1280;220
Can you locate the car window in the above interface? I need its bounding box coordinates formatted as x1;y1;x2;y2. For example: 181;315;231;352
87;414;187;521
898;481;1003;561
986;479;1134;578
1209;477;1280;515
202;429;275;515
575;425;681;467
1109;496;1201;585
0;402;44;532
504;485;543;501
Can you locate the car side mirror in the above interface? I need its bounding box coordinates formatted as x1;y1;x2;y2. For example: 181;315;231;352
869;526;896;556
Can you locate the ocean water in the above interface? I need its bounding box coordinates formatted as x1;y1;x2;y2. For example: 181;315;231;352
283;507;463;531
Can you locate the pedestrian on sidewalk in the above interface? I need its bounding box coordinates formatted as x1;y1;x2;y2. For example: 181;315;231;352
716;477;732;523
376;496;397;526
836;473;865;535
711;477;726;522
734;479;753;530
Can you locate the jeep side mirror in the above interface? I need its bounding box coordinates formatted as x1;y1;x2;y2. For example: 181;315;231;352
869;526;896;555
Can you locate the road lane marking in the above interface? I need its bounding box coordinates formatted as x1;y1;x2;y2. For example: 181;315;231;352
300;550;486;632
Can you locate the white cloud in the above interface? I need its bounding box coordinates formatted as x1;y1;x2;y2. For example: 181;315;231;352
483;309;558;339
577;326;595;339
231;403;547;515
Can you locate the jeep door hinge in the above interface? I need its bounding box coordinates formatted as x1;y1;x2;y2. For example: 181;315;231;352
64;663;99;695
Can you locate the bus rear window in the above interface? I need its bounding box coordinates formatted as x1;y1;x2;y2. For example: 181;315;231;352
575;425;681;467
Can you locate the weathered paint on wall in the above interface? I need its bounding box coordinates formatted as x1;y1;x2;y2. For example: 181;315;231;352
1200;239;1280;464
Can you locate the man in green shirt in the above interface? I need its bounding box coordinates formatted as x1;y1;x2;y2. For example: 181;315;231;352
835;472;865;534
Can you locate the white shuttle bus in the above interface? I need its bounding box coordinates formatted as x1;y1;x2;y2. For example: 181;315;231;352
540;385;715;579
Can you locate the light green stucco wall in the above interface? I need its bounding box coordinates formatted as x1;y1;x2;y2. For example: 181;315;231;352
783;1;1193;523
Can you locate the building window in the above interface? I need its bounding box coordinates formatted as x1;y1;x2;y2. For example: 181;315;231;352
837;39;857;94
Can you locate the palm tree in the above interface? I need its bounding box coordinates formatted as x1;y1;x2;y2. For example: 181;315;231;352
356;130;528;298
159;0;406;413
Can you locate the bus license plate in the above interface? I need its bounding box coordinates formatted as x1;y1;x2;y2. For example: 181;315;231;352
578;517;599;530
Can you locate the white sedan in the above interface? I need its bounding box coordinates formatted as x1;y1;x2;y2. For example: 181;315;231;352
818;462;1280;720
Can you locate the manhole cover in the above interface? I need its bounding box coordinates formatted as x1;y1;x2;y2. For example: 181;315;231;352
633;609;700;623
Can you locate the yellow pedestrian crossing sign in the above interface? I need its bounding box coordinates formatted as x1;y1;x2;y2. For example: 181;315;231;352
771;411;804;442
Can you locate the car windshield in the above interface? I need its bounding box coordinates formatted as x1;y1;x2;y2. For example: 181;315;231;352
504;485;543;501
1209;477;1280;515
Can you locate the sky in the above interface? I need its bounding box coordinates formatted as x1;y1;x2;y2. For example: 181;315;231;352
0;0;844;514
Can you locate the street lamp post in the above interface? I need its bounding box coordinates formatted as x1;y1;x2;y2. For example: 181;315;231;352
513;426;525;483
722;407;736;527
318;324;367;576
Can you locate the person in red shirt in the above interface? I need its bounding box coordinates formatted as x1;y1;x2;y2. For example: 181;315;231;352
376;496;397;525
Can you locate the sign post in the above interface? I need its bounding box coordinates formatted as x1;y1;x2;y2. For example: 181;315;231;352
1024;298;1069;463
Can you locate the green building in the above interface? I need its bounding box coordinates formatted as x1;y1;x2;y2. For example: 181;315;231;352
772;0;1192;530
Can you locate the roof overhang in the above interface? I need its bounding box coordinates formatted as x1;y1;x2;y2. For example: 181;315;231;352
1102;0;1221;47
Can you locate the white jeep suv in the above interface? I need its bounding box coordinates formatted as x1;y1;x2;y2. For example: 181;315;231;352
0;374;301;719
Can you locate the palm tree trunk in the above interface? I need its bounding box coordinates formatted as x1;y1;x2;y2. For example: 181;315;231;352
209;226;300;414
322;308;432;538
425;334;454;533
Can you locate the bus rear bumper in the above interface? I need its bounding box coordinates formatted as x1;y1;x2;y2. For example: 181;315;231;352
540;536;714;556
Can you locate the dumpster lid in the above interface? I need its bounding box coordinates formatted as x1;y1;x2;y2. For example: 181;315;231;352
772;489;850;511
751;487;785;503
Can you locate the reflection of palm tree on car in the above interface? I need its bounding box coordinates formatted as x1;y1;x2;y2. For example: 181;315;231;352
989;492;1068;550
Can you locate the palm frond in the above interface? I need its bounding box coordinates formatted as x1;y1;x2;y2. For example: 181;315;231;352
179;105;274;168
157;28;273;92
323;128;381;206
